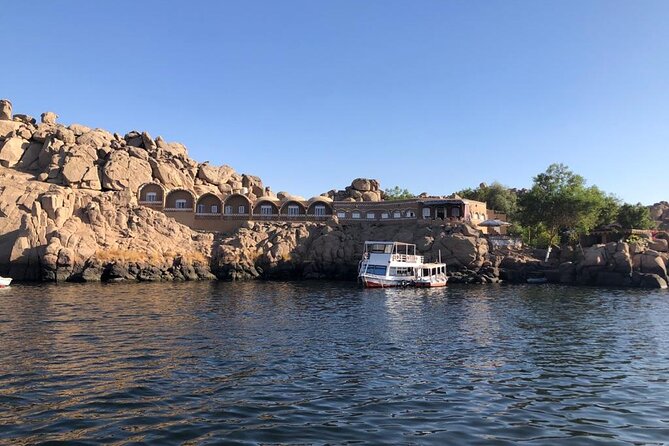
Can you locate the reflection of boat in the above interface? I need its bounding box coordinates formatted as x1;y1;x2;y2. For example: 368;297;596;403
526;272;547;284
0;276;12;288
358;241;448;288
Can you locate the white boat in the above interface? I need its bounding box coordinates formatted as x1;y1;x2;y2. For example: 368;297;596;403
0;276;12;288
414;263;448;287
358;241;448;288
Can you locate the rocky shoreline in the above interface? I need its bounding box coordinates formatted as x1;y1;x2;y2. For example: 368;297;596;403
0;99;667;289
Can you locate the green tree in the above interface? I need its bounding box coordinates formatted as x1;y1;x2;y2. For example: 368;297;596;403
456;181;518;218
617;203;655;229
384;186;415;200
595;192;622;228
517;163;605;247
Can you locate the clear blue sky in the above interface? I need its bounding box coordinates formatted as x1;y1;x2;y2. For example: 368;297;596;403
3;1;668;204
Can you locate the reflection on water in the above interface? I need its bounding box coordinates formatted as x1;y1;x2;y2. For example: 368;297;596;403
0;282;668;444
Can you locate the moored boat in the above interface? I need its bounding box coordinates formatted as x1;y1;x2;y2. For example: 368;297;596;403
414;263;448;287
0;277;12;288
358;241;447;288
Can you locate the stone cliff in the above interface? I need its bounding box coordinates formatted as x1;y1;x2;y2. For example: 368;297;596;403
1;99;667;288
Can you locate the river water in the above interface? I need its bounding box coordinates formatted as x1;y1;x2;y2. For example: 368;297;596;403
0;282;668;445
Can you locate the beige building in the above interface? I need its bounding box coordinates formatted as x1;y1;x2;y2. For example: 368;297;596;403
137;184;499;233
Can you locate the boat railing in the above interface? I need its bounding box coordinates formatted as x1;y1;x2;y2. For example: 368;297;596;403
391;254;424;263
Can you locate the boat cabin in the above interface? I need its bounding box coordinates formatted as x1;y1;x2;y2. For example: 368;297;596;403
362;241;424;264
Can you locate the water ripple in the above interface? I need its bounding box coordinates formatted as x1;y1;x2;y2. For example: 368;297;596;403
0;282;667;444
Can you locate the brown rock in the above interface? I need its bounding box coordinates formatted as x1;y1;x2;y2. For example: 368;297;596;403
68;123;92;136
150;159;193;189
352;178;372;191
101;150;152;191
41;111;58;124
141;131;157;151
13;114;35;125
0;137;30;167
0;120;22;139
76;129;113;148
61;145;100;189
0;99;12;120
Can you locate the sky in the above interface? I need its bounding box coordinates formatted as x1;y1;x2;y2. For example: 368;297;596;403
2;0;668;204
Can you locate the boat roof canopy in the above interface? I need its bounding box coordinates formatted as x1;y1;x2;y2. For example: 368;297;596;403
421;263;447;268
364;241;415;247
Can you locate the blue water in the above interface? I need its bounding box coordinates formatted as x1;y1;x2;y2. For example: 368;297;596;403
0;282;668;445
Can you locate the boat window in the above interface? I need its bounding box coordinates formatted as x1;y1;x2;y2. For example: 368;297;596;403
369;243;392;253
366;212;375;219
390;267;414;276
422;268;429;276
366;265;387;276
352;211;361;219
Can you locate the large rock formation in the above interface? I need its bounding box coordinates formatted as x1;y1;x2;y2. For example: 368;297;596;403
213;220;491;282
0;99;257;199
496;240;669;289
325;178;383;202
0;167;214;282
650;201;669;230
1;99;667;288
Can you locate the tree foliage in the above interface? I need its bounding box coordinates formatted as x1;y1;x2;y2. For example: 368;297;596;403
457;182;518;218
517;164;610;246
383;186;415;200
617;203;655;229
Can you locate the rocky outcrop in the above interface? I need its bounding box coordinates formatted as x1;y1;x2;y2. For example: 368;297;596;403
0;167;214;282
213;220;491;282
496;240;669;289
325;178;383;202
0;99;12;121
650;201;669;230
0;99;258;200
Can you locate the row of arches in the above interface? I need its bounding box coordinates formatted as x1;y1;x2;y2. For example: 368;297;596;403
138;183;333;217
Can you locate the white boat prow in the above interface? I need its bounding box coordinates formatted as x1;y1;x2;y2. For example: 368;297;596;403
0;276;12;288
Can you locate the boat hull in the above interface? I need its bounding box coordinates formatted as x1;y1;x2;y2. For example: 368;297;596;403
360;275;413;288
0;277;12;288
414;279;448;288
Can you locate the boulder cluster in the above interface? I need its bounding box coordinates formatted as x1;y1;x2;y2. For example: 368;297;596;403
1;98;667;289
650;201;669;230
497;238;669;289
213;220;491;282
0;167;214;282
0;99;265;200
325;178;383;202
